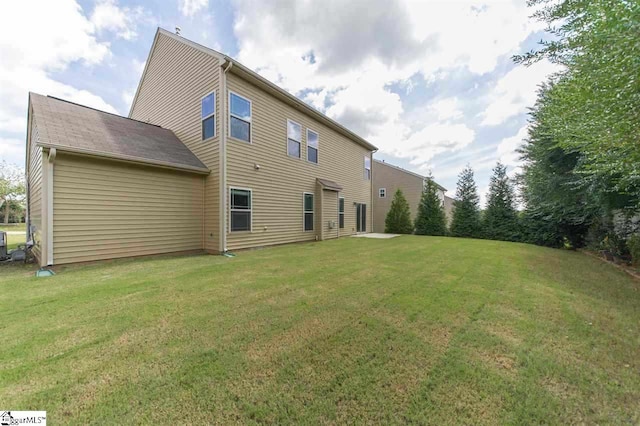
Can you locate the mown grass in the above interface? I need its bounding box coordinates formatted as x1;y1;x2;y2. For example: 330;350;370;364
1;224;26;250
0;223;26;232
0;236;638;424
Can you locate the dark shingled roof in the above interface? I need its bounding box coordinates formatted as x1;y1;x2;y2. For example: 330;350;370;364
29;93;208;173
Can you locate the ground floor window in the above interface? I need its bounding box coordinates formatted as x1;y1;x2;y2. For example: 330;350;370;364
304;192;314;231
339;197;345;229
230;188;251;232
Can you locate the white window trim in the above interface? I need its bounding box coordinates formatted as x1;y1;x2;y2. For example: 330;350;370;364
201;90;216;140
229;187;252;233
228;91;252;144
306;128;319;164
379;188;386;198
287;119;302;159
303;192;314;232
339;196;345;229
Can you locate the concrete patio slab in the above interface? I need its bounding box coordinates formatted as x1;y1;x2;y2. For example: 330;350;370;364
351;233;400;239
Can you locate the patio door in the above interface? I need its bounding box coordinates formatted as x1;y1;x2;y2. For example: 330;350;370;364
356;203;367;233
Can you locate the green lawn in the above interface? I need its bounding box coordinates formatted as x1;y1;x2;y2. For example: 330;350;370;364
0;236;638;424
0;223;26;232
1;223;26;250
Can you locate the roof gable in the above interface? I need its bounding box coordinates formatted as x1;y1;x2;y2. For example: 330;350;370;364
132;28;376;153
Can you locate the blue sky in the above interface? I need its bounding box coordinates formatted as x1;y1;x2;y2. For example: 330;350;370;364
0;0;558;205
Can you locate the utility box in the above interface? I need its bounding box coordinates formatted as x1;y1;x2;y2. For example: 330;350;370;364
328;220;336;229
0;231;7;260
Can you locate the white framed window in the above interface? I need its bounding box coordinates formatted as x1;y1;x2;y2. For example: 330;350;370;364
307;129;318;163
379;188;386;198
287;120;302;158
201;91;215;140
230;187;252;232
229;92;251;143
339;196;345;229
364;156;371;180
303;192;314;231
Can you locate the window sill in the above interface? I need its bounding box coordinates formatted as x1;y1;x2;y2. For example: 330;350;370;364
229;136;252;144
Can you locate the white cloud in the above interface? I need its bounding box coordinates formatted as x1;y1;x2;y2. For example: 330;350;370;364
122;89;136;110
0;0;118;152
90;0;147;40
179;0;208;17
230;0;540;173
497;124;529;176
404;0;544;75
480;60;559;126
0;138;24;165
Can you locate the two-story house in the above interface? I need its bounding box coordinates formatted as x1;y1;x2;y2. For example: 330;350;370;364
372;159;447;233
25;28;376;266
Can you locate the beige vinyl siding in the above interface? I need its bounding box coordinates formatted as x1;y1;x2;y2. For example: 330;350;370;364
225;73;372;251
52;154;204;264
130;32;220;252
444;195;455;226
321;189;339;240
372;161;424;233
27;116;44;261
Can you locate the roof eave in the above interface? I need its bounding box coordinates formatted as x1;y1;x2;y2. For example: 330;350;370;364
36;142;210;175
224;58;377;152
374;159;447;192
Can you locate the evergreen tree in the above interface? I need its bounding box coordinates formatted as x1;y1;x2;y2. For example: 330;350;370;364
483;162;520;241
385;189;413;234
450;165;481;238
414;175;447;236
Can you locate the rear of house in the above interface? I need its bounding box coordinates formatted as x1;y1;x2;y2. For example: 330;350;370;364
372;160;446;233
130;28;375;253
25;28;376;267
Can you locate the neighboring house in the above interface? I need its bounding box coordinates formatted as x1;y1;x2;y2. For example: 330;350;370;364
444;195;455;226
372;160;446;233
25;28;376;267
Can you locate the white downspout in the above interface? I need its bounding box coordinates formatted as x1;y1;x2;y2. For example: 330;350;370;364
46;148;56;265
219;60;233;253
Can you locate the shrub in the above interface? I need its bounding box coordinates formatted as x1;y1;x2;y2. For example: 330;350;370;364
628;235;640;267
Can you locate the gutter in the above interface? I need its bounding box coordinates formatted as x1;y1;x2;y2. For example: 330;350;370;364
221;53;378;152
35;143;210;175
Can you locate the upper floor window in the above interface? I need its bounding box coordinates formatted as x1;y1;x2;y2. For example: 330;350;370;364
201;92;215;140
364;156;371;180
230;92;251;143
287;120;301;158
379;188;386;198
307;129;318;163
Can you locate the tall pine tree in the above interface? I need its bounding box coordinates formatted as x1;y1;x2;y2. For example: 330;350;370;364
385;189;413;234
415;175;447;236
450;165;481;238
483;162;520;241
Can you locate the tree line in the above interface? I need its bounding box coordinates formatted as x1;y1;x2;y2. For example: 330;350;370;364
385;163;520;243
516;0;639;264
387;0;640;266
